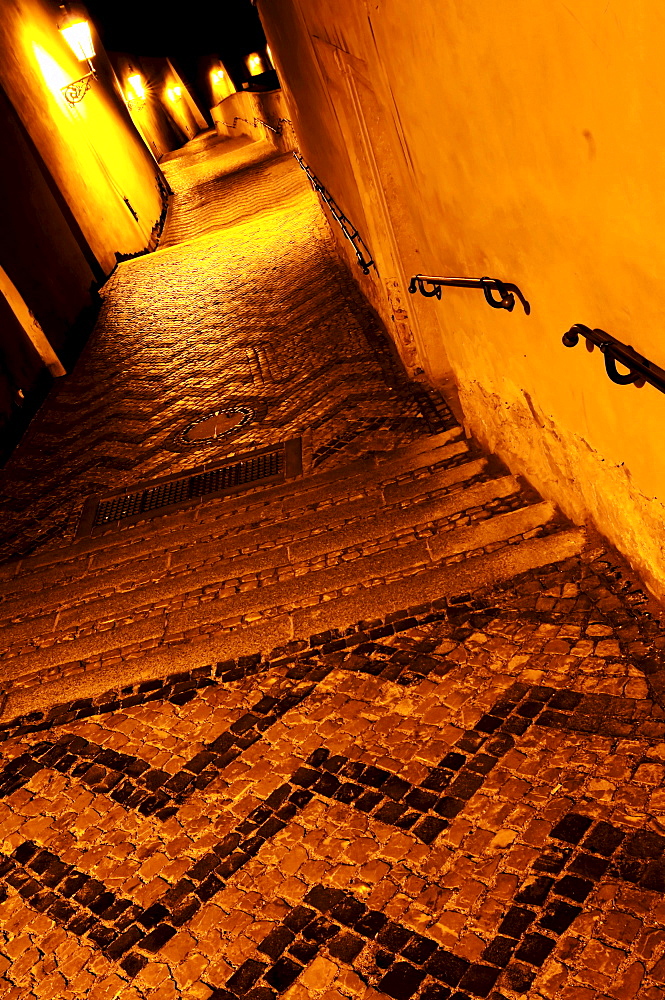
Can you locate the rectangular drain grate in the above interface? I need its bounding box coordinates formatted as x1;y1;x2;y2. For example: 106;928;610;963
93;450;283;527
77;440;302;536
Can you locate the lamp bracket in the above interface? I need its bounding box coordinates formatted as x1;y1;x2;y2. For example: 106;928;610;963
62;71;94;104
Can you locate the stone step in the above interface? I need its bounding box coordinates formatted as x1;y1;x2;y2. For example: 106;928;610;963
427;500;556;561
0;526;586;710
281;437;469;512
286;475;523;563
0;468;524;637
0;429;465;595
0;493;562;666
1;615;295;716
290;527;586;638
0;442;482;616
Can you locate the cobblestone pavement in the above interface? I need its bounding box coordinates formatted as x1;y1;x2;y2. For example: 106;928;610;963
0;131;451;565
1;131;665;999
1;549;665;998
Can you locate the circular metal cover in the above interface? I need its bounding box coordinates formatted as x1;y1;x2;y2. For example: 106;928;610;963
177;405;254;447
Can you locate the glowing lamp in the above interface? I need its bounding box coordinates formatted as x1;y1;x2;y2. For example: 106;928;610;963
58;14;96;104
128;74;146;99
59;19;95;61
246;52;264;76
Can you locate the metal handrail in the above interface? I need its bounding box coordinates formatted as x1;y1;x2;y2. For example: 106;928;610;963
562;324;665;393
254;117;293;135
220;116;251;129
293;153;375;274
253;117;281;135
221;116;293;137
409;274;530;314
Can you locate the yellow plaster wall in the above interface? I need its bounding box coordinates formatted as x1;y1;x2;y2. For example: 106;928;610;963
209;61;235;107
162;60;207;142
212;89;295;153
112;54;187;160
0;0;164;274
257;0;665;597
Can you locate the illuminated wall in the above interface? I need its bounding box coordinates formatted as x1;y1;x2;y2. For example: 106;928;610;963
0;0;167;456
209;61;236;106
0;0;165;278
211;88;294;153
111;54;191;160
162;59;207;142
257;0;665;599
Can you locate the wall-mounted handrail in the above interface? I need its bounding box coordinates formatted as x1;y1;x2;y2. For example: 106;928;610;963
409;274;530;314
253;117;293;135
562;324;665;393
220;116;251;130
293;153;375;275
221;116;293;136
253;116;281;134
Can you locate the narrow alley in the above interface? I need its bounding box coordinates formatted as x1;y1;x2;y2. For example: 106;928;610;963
0;132;449;564
0;125;665;1000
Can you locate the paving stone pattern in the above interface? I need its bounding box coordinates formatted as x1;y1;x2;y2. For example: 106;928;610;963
1;552;665;997
0;131;452;564
0;130;664;999
0;428;576;693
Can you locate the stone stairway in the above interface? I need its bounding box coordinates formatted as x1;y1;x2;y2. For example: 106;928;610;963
0;425;585;721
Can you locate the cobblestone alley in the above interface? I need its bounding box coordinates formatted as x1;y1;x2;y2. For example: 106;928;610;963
0;132;665;1000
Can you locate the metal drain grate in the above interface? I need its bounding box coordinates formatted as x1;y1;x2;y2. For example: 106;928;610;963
92;449;283;527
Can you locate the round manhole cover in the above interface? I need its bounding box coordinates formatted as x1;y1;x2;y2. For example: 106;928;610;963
179;405;254;446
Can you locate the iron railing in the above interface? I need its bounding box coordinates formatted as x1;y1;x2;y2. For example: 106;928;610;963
219;116;251;130
562;324;665;393
409;274;530;314
220;116;293;136
294;153;375;274
253;116;293;135
253;117;281;135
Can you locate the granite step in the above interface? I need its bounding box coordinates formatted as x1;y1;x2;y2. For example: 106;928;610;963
0;493;565;668
0;467;525;633
0;435;481;613
0;526;586;704
0;414;586;707
290;527;586;638
0;428;466;597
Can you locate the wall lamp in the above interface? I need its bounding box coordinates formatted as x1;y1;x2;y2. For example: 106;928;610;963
126;73;147;110
58;12;96;104
246;52;265;76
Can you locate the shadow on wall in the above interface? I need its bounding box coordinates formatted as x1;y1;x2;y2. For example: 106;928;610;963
0;283;101;467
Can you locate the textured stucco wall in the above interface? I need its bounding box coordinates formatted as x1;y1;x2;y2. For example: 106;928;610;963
257;0;665;598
